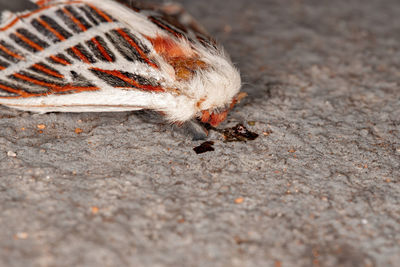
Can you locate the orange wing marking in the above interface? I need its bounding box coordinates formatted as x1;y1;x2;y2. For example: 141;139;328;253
90;68;164;92
36;18;66;41
49;55;71;65
12;73;98;94
32;64;64;78
0;2;84;32
0;43;24;60
0;83;37;97
116;29;158;69
14;32;44;51
70;46;90;63
86;3;113;22
62;7;87;31
91;37;113;62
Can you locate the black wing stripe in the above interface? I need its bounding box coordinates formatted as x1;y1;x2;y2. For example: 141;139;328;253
66;43;97;63
31;15;73;43
10;28;49;52
0;40;24;63
79;6;100;25
85;36;115;62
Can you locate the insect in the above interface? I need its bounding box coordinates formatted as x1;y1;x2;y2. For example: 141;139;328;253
0;0;244;128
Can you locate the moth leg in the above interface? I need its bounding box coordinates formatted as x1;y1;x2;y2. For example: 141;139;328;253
179;119;209;141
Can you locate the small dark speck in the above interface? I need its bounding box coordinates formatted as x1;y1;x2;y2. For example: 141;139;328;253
193;141;215;154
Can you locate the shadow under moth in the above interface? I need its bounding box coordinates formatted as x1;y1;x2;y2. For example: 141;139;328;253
0;0;245;136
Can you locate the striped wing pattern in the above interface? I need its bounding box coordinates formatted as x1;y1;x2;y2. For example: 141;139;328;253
0;1;168;99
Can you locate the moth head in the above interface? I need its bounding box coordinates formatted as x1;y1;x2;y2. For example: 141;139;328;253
147;35;243;125
198;92;247;127
189;46;243;126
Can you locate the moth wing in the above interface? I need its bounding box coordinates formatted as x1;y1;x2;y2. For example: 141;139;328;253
0;0;168;113
115;0;215;46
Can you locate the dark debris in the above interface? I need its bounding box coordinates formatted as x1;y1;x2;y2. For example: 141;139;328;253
193;141;215;154
222;124;259;142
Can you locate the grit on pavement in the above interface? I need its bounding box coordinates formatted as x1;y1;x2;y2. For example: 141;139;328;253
0;0;399;266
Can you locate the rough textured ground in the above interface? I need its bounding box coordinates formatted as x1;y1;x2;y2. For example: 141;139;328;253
1;0;399;266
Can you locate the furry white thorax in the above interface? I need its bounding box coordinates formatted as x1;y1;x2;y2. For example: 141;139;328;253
0;0;242;123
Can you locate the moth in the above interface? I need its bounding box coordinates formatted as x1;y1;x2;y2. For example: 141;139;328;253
0;0;244;128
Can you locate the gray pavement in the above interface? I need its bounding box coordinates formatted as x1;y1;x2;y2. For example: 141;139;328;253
0;0;399;266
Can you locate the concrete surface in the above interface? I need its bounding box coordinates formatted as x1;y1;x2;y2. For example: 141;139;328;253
1;0;400;266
